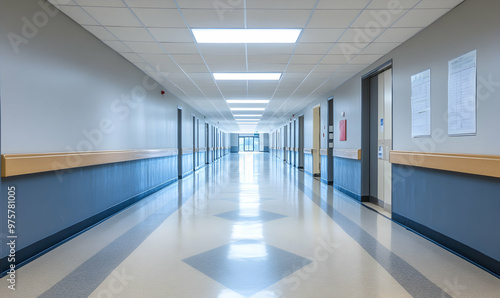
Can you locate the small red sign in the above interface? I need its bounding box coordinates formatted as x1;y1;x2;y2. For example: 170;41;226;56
339;120;347;141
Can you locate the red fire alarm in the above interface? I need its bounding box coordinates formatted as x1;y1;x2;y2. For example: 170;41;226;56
161;90;165;95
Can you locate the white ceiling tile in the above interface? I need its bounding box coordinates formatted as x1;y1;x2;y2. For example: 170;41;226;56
139;53;175;64
299;29;345;43
247;0;317;9
392;9;450;28
248;64;287;72
179;64;210;72
374;27;422;43
316;0;370;9
204;55;246;65
415;0;464;9
313;64;344;73
148;28;194;42
367;0;420;9
176;0;235;9
328;42;369;55
322;55;351;64
289;55;323;65
106;27;155;42
160;43;199;54
83;7;142;26
170;54;205;64
83;25;116;40
124;41;165;53
50;0;459;131
350;9;408;28
247;44;296;56
74;0;125;7
247;10;311;28
338;28;379;44
198;44;246;56
286;64;316;72
207;63;247;72
57;5;100;25
294;42;334;55
132;8;185;27
248;55;291;64
182;8;245;28
281;73;308;80
308;10;361;28
125;0;177;8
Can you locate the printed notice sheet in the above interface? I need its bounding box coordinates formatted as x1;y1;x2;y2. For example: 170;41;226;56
448;50;477;136
411;69;431;137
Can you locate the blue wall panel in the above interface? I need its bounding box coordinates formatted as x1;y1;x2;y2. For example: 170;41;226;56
333;157;361;200
304;153;313;175
231;146;238;153
392;165;500;275
198;152;206;168
263;146;269;152
0;156;178;271
182;153;194;177
321;155;329;184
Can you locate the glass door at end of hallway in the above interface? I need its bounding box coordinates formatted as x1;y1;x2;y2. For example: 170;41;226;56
239;137;260;152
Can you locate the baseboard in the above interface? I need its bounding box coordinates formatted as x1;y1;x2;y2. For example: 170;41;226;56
369;195;384;207
181;170;194;178
0;177;178;276
392;213;500;277
333;184;362;201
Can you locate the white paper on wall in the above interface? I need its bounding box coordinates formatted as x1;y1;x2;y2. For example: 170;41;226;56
448;50;477;136
411;69;432;137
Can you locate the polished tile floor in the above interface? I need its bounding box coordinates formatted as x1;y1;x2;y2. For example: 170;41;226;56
2;153;499;297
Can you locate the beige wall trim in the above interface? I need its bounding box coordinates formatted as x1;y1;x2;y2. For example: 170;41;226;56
304;148;313;154
1;149;178;178
198;147;207;152
390;151;500;179
182;148;194;155
320;149;330;156
332;149;362;160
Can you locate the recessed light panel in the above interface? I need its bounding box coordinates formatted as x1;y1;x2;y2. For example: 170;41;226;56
231;108;265;111
192;29;301;44
214;73;281;81
227;100;270;104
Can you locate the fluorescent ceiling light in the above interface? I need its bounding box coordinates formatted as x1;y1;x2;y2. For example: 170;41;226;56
227;100;269;104
231;108;265;111
214;73;281;81
235;119;261;121
233;114;262;117
238;122;258;124
192;29;301;44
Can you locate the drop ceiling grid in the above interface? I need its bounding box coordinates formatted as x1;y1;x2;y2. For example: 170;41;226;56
278;0;430;118
47;0;464;132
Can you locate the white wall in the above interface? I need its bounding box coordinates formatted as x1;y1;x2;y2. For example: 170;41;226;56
0;0;207;154
287;0;499;155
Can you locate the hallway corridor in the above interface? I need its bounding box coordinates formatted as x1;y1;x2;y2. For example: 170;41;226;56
1;153;499;297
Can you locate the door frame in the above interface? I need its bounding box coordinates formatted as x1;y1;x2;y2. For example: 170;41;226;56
177;107;183;179
361;60;393;204
192;115;196;172
312;104;321;176
327;97;334;184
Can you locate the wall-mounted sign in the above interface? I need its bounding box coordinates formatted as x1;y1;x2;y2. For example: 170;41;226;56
339;120;347;142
